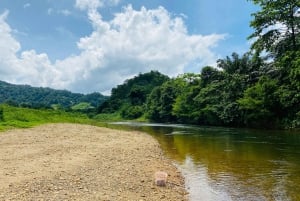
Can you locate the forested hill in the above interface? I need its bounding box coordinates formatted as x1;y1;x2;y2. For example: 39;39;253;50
98;71;169;118
0;80;108;110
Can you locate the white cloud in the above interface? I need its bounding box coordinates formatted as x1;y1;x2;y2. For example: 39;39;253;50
75;0;120;11
75;0;104;11
0;6;225;95
24;3;31;9
59;9;72;16
73;5;225;89
48;8;72;16
0;10;21;77
0;11;60;87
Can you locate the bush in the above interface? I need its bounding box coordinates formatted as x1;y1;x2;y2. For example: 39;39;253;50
121;105;144;119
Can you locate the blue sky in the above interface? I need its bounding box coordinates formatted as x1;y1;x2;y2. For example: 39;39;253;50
0;0;258;94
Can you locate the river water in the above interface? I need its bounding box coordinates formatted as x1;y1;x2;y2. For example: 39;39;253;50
108;122;300;201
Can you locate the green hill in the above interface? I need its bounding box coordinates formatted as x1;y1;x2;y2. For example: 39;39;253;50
98;71;169;119
0;81;108;110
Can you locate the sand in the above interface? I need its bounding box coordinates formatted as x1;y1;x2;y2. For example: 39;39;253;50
0;123;188;201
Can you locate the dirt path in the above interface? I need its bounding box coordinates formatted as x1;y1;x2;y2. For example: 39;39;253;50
0;123;187;201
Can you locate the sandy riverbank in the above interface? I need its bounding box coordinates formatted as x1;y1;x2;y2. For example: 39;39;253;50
0;123;188;200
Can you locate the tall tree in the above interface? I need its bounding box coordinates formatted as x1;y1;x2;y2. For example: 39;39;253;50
146;77;187;122
248;0;300;57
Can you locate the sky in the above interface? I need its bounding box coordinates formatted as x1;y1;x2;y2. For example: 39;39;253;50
0;0;258;95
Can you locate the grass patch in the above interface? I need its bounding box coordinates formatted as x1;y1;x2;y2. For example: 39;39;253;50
0;104;106;132
93;112;123;122
71;102;94;110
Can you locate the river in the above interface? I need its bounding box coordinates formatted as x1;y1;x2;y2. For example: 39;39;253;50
107;122;300;201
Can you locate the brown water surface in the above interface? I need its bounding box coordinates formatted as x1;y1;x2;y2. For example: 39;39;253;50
109;122;300;201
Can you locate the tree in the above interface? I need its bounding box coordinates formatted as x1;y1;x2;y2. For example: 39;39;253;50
193;82;224;125
172;74;201;123
146;87;162;122
146;76;190;122
121;105;144;119
238;76;279;128
274;50;300;128
248;0;300;57
128;85;147;105
200;66;221;87
217;52;262;75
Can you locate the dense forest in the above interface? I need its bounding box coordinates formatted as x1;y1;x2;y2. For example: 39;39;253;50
0;81;108;112
98;0;300;129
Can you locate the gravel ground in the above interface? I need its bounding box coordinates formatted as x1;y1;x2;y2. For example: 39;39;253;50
0;123;188;201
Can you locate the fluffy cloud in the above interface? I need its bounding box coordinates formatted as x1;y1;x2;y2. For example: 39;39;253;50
0;5;225;94
68;5;225;93
0;11;60;87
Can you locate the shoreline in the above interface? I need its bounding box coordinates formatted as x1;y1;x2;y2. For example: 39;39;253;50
0;123;188;200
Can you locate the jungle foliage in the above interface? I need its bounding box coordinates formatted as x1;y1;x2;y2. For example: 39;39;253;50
98;50;299;128
98;0;299;129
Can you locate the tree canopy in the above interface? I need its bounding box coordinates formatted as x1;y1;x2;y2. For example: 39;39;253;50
248;0;300;57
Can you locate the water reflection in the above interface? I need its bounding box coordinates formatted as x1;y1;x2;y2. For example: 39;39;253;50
108;122;300;201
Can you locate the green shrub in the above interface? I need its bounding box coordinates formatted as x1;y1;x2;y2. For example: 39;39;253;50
121;105;144;119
